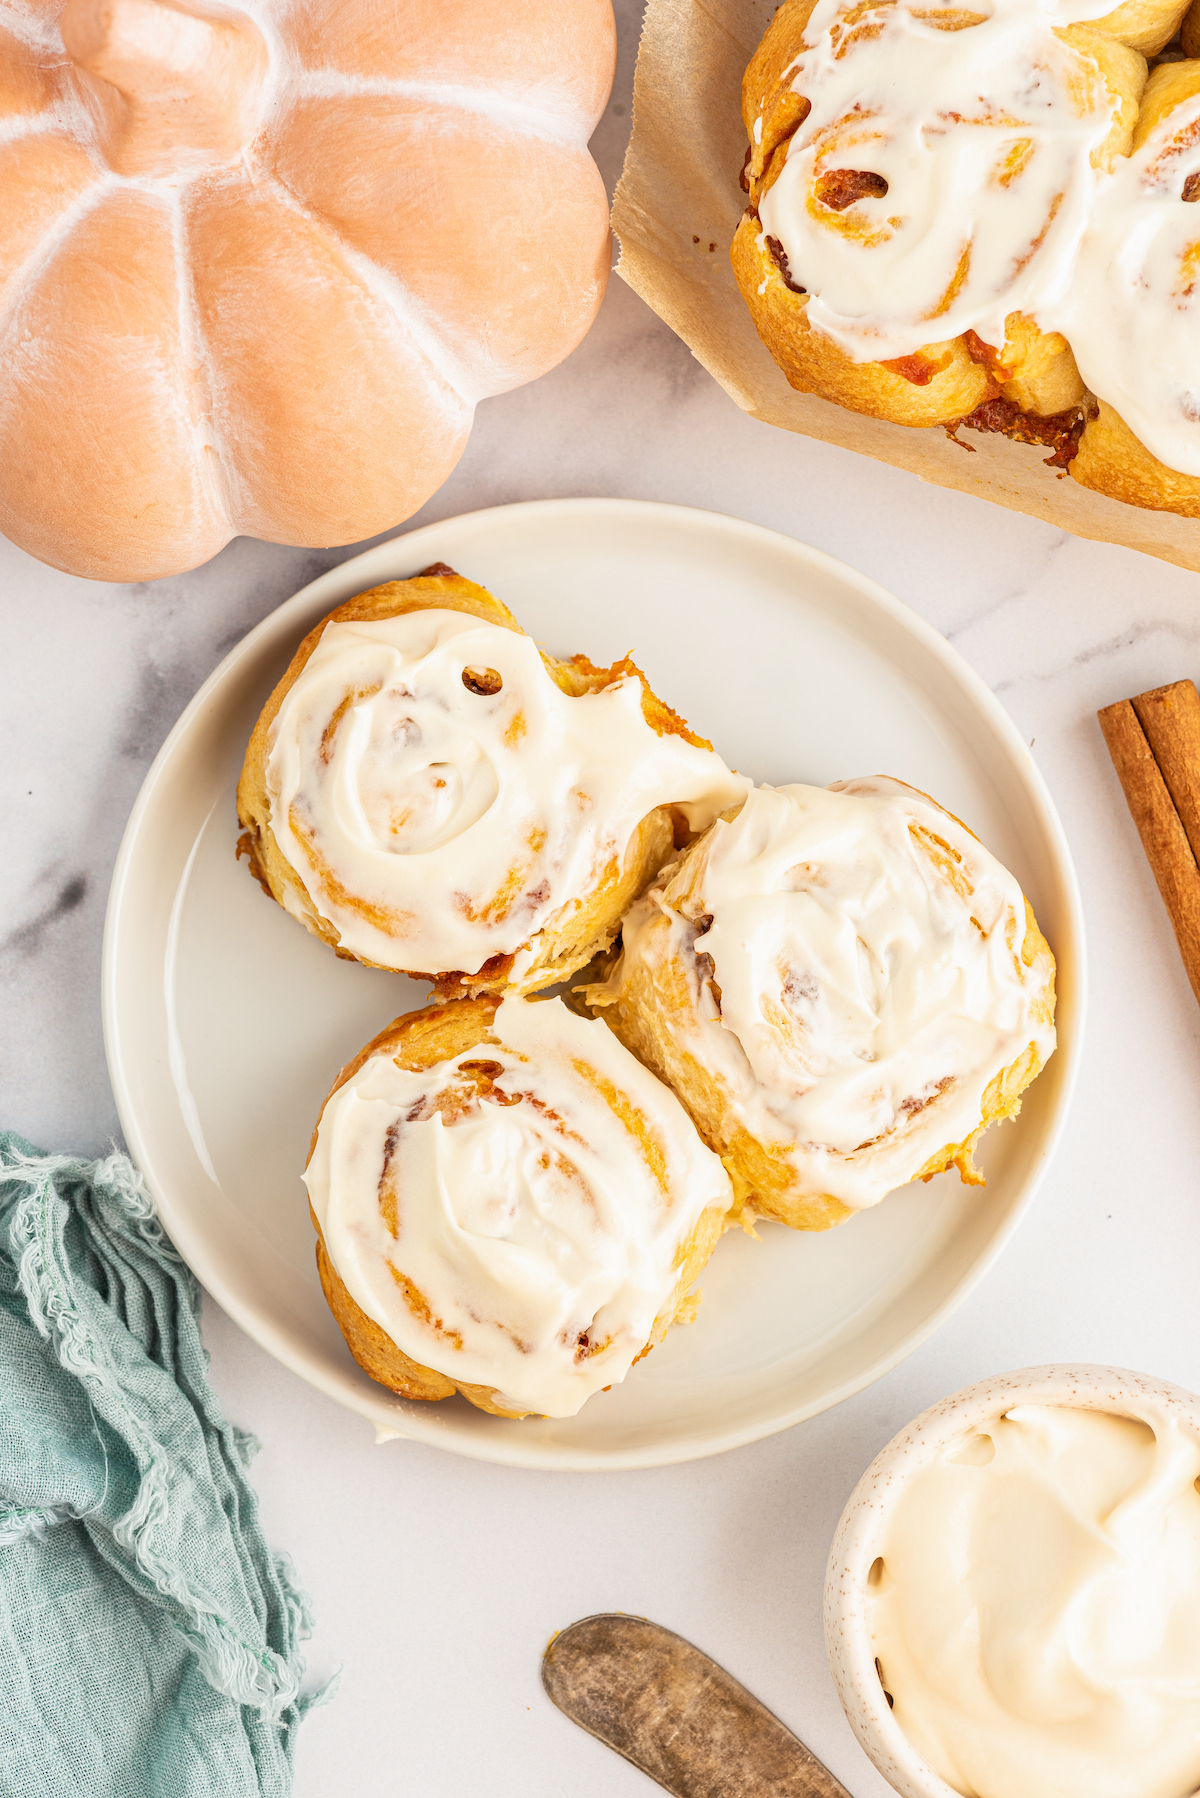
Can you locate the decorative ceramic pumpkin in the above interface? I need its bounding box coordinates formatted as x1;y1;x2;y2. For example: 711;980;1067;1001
0;0;616;581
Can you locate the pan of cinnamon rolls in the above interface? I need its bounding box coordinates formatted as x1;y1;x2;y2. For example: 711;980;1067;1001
733;0;1200;517
238;564;1057;1421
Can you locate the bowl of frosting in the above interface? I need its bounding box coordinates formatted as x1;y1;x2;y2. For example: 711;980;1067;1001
824;1365;1200;1798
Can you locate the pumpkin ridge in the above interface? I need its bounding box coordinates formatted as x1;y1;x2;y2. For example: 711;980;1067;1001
255;167;484;409
0;181;232;578
0;113;65;149
166;187;234;532
0;163;109;339
233;11;294;147
0;10;62;55
0;108;98;175
184;168;474;539
289;71;596;150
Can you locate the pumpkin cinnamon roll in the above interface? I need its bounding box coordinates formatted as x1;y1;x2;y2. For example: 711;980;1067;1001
304;994;734;1419
587;779;1056;1231
732;0;1159;435
1061;60;1200;515
237;564;747;995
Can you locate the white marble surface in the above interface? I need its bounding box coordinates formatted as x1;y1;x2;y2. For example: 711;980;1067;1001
5;5;1200;1794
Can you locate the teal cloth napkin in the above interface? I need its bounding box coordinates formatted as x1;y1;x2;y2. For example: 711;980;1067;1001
0;1134;323;1798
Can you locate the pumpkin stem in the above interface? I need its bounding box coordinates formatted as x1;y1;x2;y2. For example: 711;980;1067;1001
61;0;268;177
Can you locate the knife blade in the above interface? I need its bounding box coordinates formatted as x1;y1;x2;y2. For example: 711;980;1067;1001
542;1613;854;1797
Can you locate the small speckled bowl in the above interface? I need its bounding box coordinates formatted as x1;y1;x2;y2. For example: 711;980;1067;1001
823;1364;1200;1798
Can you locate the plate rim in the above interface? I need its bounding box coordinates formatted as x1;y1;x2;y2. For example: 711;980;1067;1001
102;496;1087;1470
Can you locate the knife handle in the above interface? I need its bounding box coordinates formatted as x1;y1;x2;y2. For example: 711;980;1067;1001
543;1613;855;1798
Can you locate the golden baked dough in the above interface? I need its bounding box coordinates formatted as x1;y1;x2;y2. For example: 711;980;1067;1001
733;0;1155;439
586;781;1057;1233
1072;395;1200;516
237;563;735;997
1091;0;1192;53
307;996;732;1418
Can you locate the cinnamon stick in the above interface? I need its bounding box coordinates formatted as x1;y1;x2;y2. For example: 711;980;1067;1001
1099;679;1200;1008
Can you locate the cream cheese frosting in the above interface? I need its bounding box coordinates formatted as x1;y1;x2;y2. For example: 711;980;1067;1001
264;608;748;977
755;0;1123;364
303;996;733;1418
613;778;1055;1210
870;1403;1200;1798
1058;84;1200;476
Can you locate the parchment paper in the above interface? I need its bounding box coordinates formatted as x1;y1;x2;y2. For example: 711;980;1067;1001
612;0;1200;573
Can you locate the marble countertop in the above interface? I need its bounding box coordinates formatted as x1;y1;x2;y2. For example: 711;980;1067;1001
6;5;1200;1792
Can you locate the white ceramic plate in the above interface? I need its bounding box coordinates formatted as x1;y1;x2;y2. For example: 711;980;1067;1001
103;499;1084;1470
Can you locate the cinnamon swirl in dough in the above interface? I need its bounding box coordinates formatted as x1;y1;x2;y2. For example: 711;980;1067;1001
304;994;734;1418
733;0;1160;434
237;565;747;994
588;779;1056;1231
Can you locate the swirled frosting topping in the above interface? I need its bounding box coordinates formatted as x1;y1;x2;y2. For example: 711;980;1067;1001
304;996;733;1417
265;609;748;976
755;0;1122;362
871;1403;1200;1798
1058;82;1200;475
617;779;1055;1209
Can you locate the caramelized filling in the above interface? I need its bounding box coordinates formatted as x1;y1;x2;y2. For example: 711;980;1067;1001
457;1059;522;1106
766;234;806;294
462;665;502;696
955;396;1085;469
963;329;1013;382
899;1074;955;1118
880;350;951;387
430;951;517;1000
815;167;889;211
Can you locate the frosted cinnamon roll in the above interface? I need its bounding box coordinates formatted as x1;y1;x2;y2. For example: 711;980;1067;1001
732;0;1157;435
588;779;1056;1231
304;994;734;1419
1063;61;1200;515
237;565;748;994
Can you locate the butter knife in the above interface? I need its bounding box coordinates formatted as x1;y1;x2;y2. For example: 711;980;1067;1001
542;1613;854;1797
